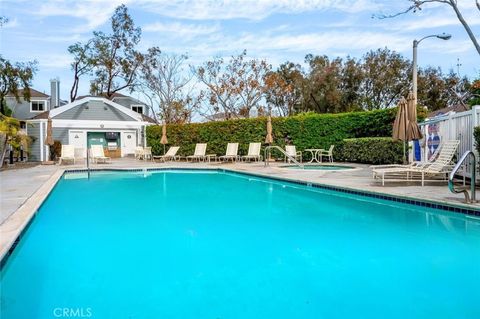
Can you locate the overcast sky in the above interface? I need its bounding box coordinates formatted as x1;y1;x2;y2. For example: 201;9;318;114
1;0;479;101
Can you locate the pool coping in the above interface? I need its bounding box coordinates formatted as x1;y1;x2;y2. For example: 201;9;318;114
1;166;479;265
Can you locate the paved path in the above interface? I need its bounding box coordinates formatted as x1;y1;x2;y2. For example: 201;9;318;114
0;165;58;224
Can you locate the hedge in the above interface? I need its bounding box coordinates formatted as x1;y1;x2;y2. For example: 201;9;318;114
146;109;398;161
335;137;404;164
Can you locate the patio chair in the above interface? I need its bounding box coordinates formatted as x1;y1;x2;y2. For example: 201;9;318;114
285;145;302;163
242;143;262;162
134;146;144;160
153;146;180;162
90;145;111;164
59;145;75;165
186;143;207;162
372;140;459;186
143;147;152;161
219;143;239;162
318;145;334;163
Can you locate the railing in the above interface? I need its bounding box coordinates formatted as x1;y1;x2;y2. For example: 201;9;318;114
418;105;480;178
448;150;477;203
264;145;304;169
86;147;91;179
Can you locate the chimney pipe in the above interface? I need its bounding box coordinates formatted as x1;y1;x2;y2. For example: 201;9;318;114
50;78;60;109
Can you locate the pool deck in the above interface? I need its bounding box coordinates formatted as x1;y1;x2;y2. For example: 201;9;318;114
1;158;479;261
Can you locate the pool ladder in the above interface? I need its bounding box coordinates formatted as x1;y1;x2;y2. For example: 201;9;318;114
86;147;91;179
264;146;304;169
448;150;477;203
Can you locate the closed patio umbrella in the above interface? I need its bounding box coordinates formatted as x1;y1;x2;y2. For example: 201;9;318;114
160;123;168;154
44;117;54;161
393;97;408;141
392;97;409;163
265;116;273;144
406;91;423;140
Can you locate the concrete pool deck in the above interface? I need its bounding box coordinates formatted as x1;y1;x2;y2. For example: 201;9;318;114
1;158;479;261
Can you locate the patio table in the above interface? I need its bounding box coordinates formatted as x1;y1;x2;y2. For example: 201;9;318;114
304;148;325;163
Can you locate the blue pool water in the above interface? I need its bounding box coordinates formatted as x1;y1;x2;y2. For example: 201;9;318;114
1;170;479;319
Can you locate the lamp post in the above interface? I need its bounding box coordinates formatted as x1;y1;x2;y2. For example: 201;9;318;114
412;33;451;105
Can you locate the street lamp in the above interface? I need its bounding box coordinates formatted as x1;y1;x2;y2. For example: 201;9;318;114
412;33;452;105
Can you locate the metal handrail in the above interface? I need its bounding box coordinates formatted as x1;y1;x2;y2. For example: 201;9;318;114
264;145;304;169
448;150;476;203
86;147;91;179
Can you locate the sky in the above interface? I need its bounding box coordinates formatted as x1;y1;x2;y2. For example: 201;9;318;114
1;0;479;102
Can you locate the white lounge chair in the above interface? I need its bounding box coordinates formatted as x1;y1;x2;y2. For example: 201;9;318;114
285;145;302;163
242;143;262;162
318;145;334;163
370;140;449;170
90;145;111;164
153;146;180;162
186;143;207;162
219;143;239;162
372;140;459;186
59;145;75;165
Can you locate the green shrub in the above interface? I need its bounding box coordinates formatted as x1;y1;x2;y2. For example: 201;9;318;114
335;137;404;164
147;108;398;159
474;126;480;155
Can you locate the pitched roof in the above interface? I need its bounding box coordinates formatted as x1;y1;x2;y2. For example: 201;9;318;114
31;110;50;119
75;92;129;100
427;104;470;118
7;88;49;98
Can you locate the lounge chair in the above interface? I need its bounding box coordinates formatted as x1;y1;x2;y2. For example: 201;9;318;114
219;143;239;162
59;145;75;165
242;143;262;162
285;145;302;163
90;145;111;164
370;140;450;170
318;145;334;163
153;146;180;162
186;143;207;162
372;140;459;186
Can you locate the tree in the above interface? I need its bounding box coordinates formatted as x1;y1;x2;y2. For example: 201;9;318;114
68;40;94;102
0;56;37;115
89;5;145;98
339;56;364;111
264;62;304;116
139;49;200;124
195;50;271;120
376;1;480;56
360;48;411;110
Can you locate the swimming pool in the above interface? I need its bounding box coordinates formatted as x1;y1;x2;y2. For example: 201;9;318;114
1;170;479;318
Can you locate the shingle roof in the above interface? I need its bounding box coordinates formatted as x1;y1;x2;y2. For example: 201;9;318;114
428;104;470;118
30;110;50;119
7;88;49;98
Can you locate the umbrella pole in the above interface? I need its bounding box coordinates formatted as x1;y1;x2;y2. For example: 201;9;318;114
403;141;407;164
163;144;166;155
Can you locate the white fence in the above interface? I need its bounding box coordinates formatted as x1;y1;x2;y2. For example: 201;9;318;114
417;105;480;178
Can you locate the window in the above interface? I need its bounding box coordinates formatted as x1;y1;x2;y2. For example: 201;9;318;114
31;100;45;112
131;105;144;114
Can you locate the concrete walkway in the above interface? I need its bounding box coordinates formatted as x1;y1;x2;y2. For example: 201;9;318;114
0;165;58;224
